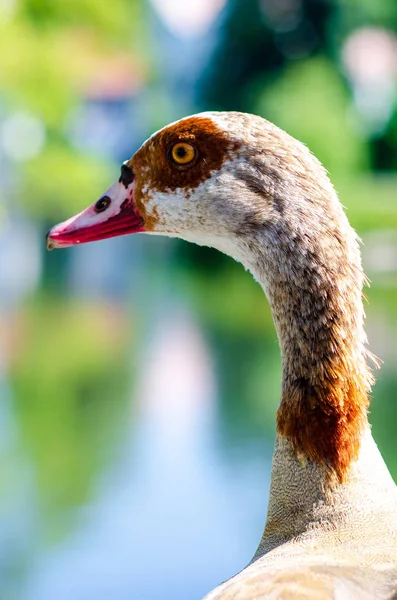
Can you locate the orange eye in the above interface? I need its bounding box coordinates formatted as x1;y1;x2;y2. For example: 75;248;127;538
170;142;196;165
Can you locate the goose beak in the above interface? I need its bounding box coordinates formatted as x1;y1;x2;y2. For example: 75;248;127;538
46;177;145;250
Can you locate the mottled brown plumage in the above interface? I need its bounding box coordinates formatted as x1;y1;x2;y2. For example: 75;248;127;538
47;111;397;599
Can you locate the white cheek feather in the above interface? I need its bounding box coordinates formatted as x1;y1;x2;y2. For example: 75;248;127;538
179;230;244;264
145;188;191;227
144;162;250;265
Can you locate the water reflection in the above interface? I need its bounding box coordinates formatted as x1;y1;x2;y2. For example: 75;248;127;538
4;295;271;600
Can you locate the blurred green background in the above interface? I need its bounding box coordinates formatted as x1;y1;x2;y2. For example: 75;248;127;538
1;1;397;598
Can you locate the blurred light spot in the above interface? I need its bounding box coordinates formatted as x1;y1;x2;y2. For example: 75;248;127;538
150;0;226;39
343;28;397;83
343;28;397;134
274;19;317;60
362;230;397;277
1;112;45;162
260;0;316;59
260;0;303;30
139;311;216;435
0;0;16;23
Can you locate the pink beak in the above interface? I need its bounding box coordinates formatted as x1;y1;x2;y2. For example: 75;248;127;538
46;166;145;250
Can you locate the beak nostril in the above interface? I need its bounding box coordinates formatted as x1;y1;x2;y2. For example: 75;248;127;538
119;163;135;188
95;196;111;213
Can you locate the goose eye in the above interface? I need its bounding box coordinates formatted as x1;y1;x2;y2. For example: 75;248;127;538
170;142;196;165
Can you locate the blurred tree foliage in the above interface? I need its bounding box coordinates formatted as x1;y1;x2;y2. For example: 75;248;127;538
199;0;335;112
0;0;146;218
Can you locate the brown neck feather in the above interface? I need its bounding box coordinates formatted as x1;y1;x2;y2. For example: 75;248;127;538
266;228;373;480
246;178;374;481
277;364;370;482
274;267;373;480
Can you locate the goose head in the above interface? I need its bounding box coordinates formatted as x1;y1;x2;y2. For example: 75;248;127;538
47;111;373;480
47;112;343;262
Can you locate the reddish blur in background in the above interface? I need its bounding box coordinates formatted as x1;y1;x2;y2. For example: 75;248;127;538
1;1;397;599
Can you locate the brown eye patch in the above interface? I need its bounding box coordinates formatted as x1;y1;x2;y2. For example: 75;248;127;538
129;116;242;199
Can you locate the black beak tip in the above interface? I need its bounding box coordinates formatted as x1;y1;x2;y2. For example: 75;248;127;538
46;230;54;251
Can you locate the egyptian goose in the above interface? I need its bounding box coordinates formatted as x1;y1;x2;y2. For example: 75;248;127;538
47;112;397;599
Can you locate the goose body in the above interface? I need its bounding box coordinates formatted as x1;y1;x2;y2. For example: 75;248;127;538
47;112;397;598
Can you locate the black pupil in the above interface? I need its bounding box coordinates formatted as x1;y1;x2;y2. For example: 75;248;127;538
177;146;187;157
95;196;111;213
